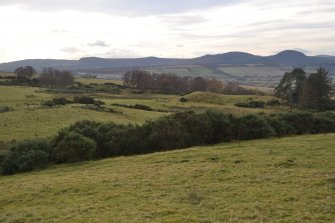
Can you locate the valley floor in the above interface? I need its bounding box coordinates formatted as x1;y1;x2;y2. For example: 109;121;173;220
1;134;334;222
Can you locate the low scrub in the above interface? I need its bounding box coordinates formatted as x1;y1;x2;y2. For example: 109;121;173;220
2;139;51;175
52;131;97;163
266;99;281;106
235;100;265;108
179;97;188;102
0;106;13;113
112;103;154;111
73;96;95;104
2;110;335;175
42;97;70;107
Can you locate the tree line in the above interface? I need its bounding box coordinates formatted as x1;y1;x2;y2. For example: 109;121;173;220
6;66;75;88
275;67;335;110
123;70;266;95
123;70;224;93
1;110;335;175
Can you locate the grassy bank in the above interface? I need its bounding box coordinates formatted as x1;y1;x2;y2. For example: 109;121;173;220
0;134;334;222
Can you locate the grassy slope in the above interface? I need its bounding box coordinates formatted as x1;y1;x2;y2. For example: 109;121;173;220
1;134;334;222
0;86;164;141
0;85;287;142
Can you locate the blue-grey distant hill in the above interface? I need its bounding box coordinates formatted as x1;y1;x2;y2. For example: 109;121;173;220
0;50;334;73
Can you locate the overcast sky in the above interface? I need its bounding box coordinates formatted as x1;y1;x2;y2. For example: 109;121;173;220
0;0;334;62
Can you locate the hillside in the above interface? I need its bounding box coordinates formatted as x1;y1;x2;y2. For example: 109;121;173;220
1;50;335;73
1;134;334;222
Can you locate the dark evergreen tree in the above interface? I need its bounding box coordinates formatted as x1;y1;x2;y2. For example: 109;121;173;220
14;66;36;79
274;68;306;108
299;68;334;110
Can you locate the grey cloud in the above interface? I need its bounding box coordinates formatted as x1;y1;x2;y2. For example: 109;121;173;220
51;29;67;34
159;14;208;27
61;47;84;53
101;48;140;58
88;40;110;47
0;0;240;16
292;48;311;54
299;7;335;15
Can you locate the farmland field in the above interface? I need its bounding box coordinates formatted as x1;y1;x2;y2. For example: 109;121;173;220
0;81;287;142
0;134;334;222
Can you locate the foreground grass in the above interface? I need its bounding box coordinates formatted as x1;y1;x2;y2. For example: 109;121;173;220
1;134;334;222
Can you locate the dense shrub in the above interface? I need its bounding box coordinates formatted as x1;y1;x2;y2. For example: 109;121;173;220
53;110;335;160
236;114;275;140
0;106;12;113
96;124;137;157
133;104;153;111
53;131;97;163
266;99;281;106
42;100;55;107
180;97;188;102
235;100;265;108
52;97;68;105
112;103;153;111
140;117;191;152
2;139;51;175
204;110;235;142
266;116;296;136
172;112;214;145
73;96;95;104
3;110;335;175
272;112;317;135
94;100;105;107
42;97;70;107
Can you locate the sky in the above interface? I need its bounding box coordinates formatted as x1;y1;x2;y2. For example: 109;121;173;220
0;0;334;62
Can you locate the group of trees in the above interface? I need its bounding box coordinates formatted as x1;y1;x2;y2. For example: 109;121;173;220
123;70;265;95
11;66;74;88
123;70;223;93
275;68;334;110
2;110;335;175
14;66;36;79
39;68;74;88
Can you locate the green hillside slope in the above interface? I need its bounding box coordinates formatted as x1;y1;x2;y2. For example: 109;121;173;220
1;134;334;222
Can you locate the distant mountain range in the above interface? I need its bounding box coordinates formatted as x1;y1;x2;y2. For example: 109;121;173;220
0;50;335;73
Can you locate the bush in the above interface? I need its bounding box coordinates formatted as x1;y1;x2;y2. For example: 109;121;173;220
53;131;97;163
2;139;51;175
140;117;190;152
73;96;95;104
204;110;235;142
236;114;275;140
0;106;12;113
272;112;317;135
111;103;153;111
43;97;70;107
133;104;153;111
52;97;68;105
94;100;105;107
96;124;138;157
267;116;296;136
171;112;214;146
266;99;281;106
4;110;335;175
180;97;188;102
42;100;55;107
235;100;265;108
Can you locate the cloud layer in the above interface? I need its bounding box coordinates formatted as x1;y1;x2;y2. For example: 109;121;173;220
0;0;334;62
0;0;238;16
